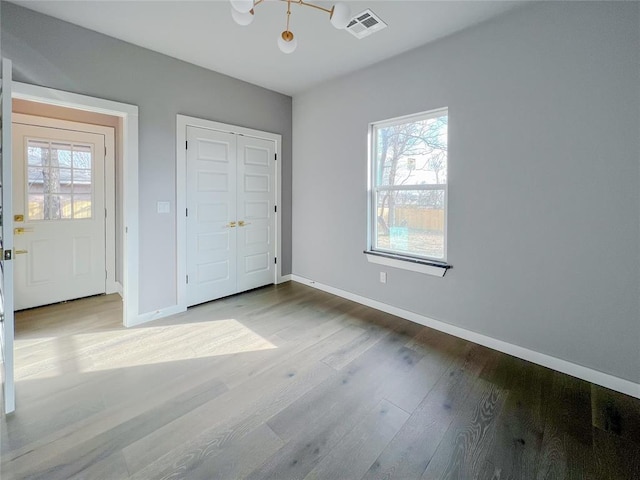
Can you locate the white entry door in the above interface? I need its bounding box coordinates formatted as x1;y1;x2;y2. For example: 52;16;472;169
186;126;275;307
12;124;106;310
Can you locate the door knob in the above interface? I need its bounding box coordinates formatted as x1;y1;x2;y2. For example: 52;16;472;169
15;250;28;255
227;221;237;228
14;227;33;235
238;221;251;227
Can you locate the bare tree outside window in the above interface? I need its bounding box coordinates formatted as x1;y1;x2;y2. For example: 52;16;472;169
371;109;448;261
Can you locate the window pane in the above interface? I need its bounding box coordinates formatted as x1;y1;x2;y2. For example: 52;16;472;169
375;189;445;260
28;194;44;220
28;142;49;166
27;167;45;193
73;169;92;192
59;195;73;219
43;194;62;220
56;168;72;194
73;195;92;219
375;114;448;188
51;143;72;167
73;146;92;169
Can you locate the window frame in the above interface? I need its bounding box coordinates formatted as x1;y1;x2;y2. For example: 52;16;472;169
366;107;451;272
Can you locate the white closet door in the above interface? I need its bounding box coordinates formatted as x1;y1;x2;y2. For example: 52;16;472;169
185;126;276;307
236;135;276;292
186;127;238;307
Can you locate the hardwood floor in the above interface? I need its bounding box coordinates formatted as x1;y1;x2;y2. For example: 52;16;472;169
1;282;639;479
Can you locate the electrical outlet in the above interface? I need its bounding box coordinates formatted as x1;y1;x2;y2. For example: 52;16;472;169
379;271;387;283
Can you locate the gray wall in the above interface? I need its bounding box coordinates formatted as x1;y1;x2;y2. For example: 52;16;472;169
292;1;640;382
1;2;293;313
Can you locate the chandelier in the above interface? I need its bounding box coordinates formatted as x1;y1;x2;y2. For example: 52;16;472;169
230;0;352;54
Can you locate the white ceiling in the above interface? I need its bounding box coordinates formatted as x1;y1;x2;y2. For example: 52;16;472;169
11;0;526;96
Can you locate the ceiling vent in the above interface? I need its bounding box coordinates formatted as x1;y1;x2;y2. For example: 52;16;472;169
345;9;387;39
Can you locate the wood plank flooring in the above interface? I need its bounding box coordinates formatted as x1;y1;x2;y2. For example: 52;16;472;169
1;282;639;479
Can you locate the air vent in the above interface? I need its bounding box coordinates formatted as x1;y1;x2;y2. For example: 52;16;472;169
346;9;387;39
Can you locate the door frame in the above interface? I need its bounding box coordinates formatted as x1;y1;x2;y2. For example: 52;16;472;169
1;58;16;413
176;114;284;312
9;82;140;327
12;113;117;298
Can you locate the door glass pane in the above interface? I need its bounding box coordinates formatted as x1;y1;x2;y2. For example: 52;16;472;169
73;194;92;219
52;143;72;167
28;141;48;166
58;194;73;219
26;140;93;220
73;146;92;169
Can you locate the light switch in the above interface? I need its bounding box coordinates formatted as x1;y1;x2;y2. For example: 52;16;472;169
157;201;170;214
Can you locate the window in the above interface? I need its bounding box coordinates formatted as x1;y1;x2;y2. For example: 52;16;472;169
368;108;448;264
27;140;93;220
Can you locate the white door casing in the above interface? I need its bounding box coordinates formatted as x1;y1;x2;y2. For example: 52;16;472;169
1;58;16;414
10;82;139;327
185;125;276;307
13;124;107;310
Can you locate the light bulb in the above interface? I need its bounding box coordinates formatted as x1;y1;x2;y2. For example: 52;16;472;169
277;31;297;54
330;3;351;29
230;0;253;14
231;6;254;26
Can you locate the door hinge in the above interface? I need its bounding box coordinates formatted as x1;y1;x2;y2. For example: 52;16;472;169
186;208;188;217
274;153;277;161
186;141;188;150
105;146;107;156
186;275;189;284
274;257;277;264
105;208;108;218
105;270;108;279
274;205;277;213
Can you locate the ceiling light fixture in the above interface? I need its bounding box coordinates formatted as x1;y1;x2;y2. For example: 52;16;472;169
230;0;352;54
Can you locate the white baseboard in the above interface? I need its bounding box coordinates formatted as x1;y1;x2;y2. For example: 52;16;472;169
128;304;186;327
129;276;292;328
113;281;124;298
291;275;640;399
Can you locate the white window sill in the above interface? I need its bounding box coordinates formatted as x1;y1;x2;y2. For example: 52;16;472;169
364;251;452;277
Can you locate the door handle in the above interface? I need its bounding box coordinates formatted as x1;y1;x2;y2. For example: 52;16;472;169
14;227;33;235
227;221;237;228
238;221;251;227
15;250;28;255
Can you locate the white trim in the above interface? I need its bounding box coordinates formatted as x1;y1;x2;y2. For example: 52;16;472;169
1;59;16;414
11;82;140;327
126;304;185;327
176;114;283;313
365;252;447;277
277;274;292;284
291;274;640;400
114;281;123;298
12;113;118;294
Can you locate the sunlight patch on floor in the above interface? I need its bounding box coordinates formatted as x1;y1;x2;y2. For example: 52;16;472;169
15;319;277;379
